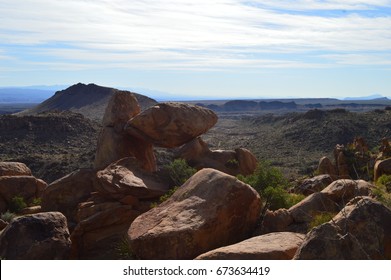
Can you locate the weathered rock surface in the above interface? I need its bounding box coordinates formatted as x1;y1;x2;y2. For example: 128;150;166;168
297;174;333;195
0;212;71;259
320;179;372;203
196;232;305;260
317;156;337;178
95;157;169;200
0;162;32;177
177;137;257;176
0;219;8;231
94;90;156;171
374;158;391;181
125;103;218;148
0;176;47;213
41;169;95;230
293;222;369;260
260;208;294;234
128;168;261;259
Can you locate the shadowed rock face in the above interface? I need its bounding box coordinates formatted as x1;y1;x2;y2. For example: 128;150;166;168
125;102;218;148
128;168;261;260
0;212;71;260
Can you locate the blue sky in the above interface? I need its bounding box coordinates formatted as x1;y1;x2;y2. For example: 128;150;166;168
1;0;391;99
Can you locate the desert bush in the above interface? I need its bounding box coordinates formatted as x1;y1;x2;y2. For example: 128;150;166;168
377;174;391;192
1;210;16;223
29;197;42;207
166;159;197;187
309;212;336;230
9;196;27;213
115;235;135;260
372;184;391;209
238;161;296;210
150;186;179;208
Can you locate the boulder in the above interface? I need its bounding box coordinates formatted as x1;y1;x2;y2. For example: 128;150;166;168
94;90;156;171
374;158;391;181
196;232;305;260
125;103;218;148
0;212;71;259
0;219;8;231
297;175;333;195
293;222;369;260
0;176;47;213
95;157;169;200
128;168;261;259
70;197;141;259
317;156;336;178
177;137;257;176
333;197;391;259
260;208;293;234
320;179;372;203
41;169;95;230
0;162;32;176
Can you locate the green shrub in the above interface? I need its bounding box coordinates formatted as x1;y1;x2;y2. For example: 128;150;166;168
238;161;293;210
1;210;16;223
372;184;391;209
30;197;42;207
309;212;336;230
166;159;197;187
377;174;391;192
115;236;135;260
225;158;239;169
9;196;27;213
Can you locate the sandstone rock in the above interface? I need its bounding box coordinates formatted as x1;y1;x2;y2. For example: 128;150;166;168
297;174;333;195
0;212;71;259
128;168;261;259
177;137;257;176
0;176;47;213
374;158;391;181
20;206;41;215
70;199;141;259
317;156;336;178
288;192;338;223
41;169;95;230
95;157;169;200
0;162;32;176
334;145;350;178
261;208;293;234
321;179;372;203
125;103;218;148
293;222;369;260
94;90;156;171
196;232;305;260
333;196;391;259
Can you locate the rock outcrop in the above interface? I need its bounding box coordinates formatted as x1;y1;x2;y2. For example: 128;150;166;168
128;168;261;259
0;162;32;177
125;103;218;148
296;174;333;195
0;212;71;260
195;232;305;260
374;158;391;181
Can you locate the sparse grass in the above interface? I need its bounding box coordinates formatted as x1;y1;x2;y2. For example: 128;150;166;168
9;196;27;213
377;174;391;192
29;197;42;207
309;212;337;230
372;184;391;209
115;236;135;260
150;186;179;208
1;210;16;223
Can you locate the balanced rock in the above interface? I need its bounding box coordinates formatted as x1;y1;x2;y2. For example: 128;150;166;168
0;176;46;213
0;212;71;259
125;103;218;148
128;168;261;259
0;162;32;176
95;157;169;200
196;232;305;260
94;91;156;171
41;169;95;231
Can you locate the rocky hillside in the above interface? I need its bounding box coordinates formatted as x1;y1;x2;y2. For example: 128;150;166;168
18;83;157;121
0;111;100;183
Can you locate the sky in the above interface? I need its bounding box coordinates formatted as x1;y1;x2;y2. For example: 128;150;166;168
1;0;391;99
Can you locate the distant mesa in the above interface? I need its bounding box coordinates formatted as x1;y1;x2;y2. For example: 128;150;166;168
18;83;157;121
204;100;298;112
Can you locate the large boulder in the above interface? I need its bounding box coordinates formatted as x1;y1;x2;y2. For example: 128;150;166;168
125;103;218;148
196;232;305;260
0;176;47;213
293;222;369;260
41;169;95;231
94;157;169;200
94;91;156;171
0;162;32;176
320;179;372;203
0;212;71;259
260;208;294;234
177;137;257;176
317;156;336;178
128;168;261;259
374;158;391;181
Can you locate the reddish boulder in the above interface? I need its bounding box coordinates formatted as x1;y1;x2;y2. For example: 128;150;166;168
0;162;32;177
196;232;305;260
261;208;293;234
128;168;261;259
125;103;218;148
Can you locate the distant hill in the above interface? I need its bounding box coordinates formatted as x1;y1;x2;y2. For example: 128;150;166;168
343;94;389;101
0;88;54;103
18;83;157;121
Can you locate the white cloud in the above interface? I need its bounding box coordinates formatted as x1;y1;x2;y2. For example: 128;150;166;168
1;0;391;71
